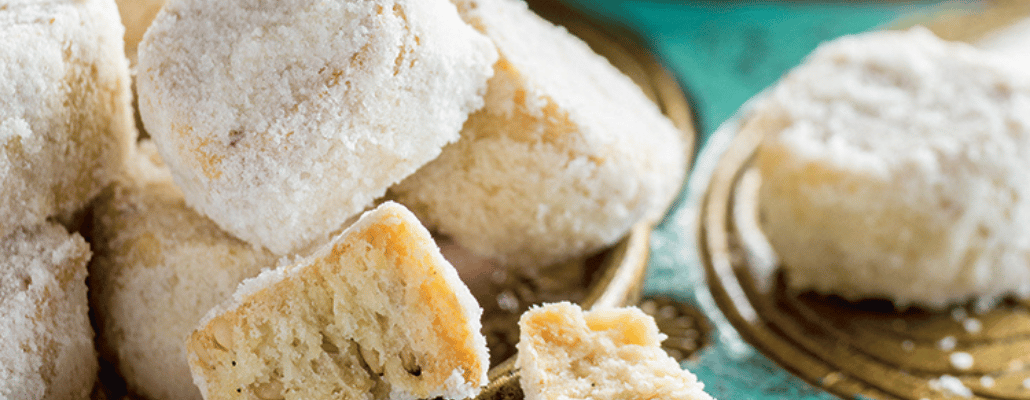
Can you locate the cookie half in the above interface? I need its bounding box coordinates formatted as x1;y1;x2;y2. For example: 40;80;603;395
186;202;488;400
517;302;713;400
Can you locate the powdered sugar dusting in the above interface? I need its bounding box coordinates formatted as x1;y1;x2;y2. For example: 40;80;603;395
138;0;497;255
929;375;972;398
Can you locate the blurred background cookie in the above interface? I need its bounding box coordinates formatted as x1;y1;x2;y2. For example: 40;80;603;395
755;27;1030;309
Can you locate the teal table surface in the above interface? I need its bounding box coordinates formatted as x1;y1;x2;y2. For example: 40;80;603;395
555;2;975;398
561;0;956;145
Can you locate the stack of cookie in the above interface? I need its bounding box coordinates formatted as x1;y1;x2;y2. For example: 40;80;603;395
2;0;694;399
0;0;135;398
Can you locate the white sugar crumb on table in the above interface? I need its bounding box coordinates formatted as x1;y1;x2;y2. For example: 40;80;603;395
1023;377;1030;390
938;336;957;351
820;372;843;386
949;352;974;370
497;290;519;312
951;307;967;321
980;376;995;388
901;340;915;352
974;297;996;315
949;304;983;333
930;375;973;398
962;318;983;333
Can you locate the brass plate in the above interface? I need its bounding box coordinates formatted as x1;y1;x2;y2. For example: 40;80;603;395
698;16;1030;397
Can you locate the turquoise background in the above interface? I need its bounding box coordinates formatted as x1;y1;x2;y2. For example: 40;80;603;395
555;2;969;398
562;1;949;145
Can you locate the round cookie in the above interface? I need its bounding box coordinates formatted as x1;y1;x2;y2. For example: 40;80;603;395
755;28;1030;309
391;0;687;268
0;0;136;240
89;142;277;400
137;0;497;255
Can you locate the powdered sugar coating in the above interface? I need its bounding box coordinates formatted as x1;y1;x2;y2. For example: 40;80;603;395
393;0;686;268
757;28;1030;309
89;142;276;400
0;0;135;239
138;0;497;255
0;223;95;400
